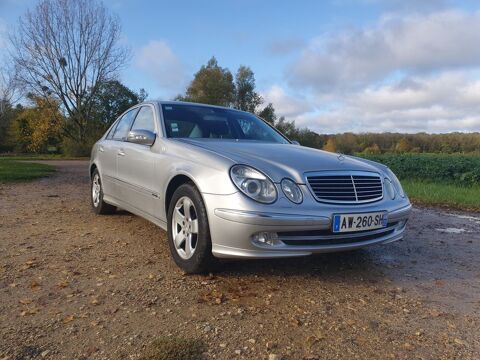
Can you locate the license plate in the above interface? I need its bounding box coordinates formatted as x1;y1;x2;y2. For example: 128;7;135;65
332;212;388;233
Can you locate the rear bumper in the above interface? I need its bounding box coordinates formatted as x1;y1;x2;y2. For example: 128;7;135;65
207;196;412;258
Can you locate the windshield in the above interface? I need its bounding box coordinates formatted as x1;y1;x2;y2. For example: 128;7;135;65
161;103;289;144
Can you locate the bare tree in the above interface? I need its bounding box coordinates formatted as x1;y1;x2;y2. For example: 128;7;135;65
10;0;129;141
0;64;20;115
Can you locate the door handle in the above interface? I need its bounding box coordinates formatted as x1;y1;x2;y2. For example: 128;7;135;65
99;146;104;152
118;149;125;156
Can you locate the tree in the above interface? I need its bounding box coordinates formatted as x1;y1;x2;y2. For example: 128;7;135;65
177;57;235;106
234;66;263;112
0;65;22;150
257;103;276;125
9;95;64;153
11;0;129;143
323;138;337;152
90;80;147;129
395;137;412;153
275;116;298;139
363;143;381;154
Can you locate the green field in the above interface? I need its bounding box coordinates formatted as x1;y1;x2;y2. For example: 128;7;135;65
402;180;480;211
0;157;55;183
361;153;480;211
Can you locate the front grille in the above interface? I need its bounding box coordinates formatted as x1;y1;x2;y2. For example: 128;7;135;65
306;172;383;204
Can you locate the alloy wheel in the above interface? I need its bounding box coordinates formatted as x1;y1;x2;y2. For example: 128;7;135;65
92;173;101;207
171;196;199;259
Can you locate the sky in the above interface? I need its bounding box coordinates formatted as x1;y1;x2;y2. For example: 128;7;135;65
1;0;480;134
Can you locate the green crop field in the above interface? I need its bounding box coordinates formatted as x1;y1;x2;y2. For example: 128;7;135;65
360;153;480;211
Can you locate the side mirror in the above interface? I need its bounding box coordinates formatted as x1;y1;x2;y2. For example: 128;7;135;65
291;140;300;145
127;129;156;146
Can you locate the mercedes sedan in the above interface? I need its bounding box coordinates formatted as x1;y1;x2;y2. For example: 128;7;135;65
89;101;411;273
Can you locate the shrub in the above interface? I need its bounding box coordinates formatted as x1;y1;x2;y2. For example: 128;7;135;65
360;153;480;186
61;137;94;157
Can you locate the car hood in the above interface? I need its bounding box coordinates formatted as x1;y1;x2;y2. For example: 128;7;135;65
176;139;384;183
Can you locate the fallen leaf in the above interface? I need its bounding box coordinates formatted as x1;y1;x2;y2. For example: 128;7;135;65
20;309;38;316
30;281;41;290
57;280;69;289
63;315;75;323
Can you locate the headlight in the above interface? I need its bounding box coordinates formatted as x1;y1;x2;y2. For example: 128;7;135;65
385;168;405;198
230;165;277;204
281;178;303;204
384;178;396;200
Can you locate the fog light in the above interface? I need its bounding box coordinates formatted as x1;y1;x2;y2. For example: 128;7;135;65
252;232;281;246
397;220;407;229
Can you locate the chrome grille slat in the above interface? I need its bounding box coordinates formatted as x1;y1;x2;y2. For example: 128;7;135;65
306;171;383;204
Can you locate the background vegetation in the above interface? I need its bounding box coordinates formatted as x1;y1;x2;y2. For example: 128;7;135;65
358;153;480;211
360;153;480;186
0;0;479;209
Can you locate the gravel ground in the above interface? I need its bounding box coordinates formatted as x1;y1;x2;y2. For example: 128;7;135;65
0;160;479;360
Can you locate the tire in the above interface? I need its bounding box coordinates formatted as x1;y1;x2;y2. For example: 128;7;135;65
167;183;216;274
91;168;116;215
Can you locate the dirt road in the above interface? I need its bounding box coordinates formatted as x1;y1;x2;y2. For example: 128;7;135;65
1;161;479;359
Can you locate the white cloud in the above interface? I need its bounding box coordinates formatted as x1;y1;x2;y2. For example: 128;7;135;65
136;40;187;95
262;85;312;118
276;9;480;133
289;10;480;92
285;71;480;133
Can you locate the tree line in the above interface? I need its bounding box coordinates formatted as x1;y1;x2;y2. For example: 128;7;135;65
0;0;479;156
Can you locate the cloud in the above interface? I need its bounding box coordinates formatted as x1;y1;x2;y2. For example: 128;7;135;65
288;10;480;92
262;85;312;118
286;71;480;133
136;40;187;95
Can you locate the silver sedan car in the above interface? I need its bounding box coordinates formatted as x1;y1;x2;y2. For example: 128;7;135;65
90;101;411;273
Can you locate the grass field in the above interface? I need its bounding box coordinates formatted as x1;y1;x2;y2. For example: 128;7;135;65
0;158;56;183
0;154;89;161
402;180;480;211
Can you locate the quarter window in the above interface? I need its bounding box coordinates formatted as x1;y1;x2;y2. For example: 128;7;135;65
131;106;156;133
112;109;138;141
105;120;119;140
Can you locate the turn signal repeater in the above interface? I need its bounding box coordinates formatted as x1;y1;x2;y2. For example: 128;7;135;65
384;178;396;200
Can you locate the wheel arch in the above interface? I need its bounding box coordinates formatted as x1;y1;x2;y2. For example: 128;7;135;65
89;163;98;179
165;174;200;215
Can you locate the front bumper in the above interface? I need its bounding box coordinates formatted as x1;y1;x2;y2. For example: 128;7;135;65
204;192;412;259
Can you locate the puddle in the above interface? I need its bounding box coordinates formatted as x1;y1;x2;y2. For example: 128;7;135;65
446;213;480;225
435;228;467;234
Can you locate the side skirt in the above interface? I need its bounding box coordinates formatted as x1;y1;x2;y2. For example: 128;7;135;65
103;194;168;231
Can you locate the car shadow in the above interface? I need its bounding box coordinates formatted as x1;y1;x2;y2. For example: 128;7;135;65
215;248;384;280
